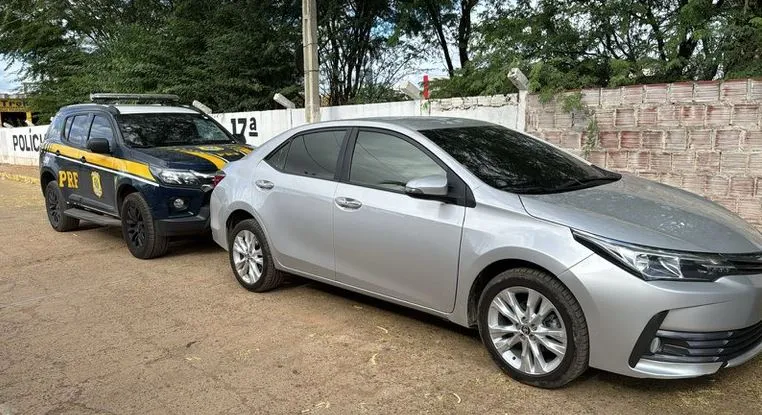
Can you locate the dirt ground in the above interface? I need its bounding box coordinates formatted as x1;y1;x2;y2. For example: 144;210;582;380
1;177;761;415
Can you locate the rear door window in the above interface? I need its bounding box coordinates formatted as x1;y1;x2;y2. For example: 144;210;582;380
66;115;91;147
283;130;346;180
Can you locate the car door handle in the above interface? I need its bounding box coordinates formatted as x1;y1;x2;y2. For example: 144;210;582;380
80;156;87;163
255;179;274;190
335;197;362;210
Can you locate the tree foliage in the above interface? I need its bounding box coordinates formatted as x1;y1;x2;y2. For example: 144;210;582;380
433;0;762;97
2;0;762;112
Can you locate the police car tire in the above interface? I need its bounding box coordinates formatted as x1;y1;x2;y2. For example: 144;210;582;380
228;219;284;292
45;181;79;232
121;193;169;259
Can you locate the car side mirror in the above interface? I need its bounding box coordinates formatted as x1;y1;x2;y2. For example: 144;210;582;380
405;175;448;199
233;134;246;144
87;137;111;154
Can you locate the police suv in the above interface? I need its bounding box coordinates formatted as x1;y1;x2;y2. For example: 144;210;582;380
40;93;253;259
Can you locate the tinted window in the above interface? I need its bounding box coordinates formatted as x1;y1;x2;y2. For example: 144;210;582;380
115;113;232;147
67;115;90;147
265;141;291;170
88;115;115;142
283;130;345;179
350;130;445;192
421;126;620;194
46;115;65;141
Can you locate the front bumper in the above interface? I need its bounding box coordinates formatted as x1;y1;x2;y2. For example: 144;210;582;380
560;253;762;379
155;205;210;236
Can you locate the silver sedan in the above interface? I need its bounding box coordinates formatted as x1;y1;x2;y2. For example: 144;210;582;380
210;117;762;388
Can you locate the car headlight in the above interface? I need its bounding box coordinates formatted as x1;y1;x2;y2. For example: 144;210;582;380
572;230;757;282
150;167;200;186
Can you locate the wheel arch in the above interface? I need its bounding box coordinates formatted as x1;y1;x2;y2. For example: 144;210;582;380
40;168;56;193
116;182;140;215
466;258;566;327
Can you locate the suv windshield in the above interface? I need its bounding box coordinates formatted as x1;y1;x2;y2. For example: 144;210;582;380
116;113;234;148
420;125;620;194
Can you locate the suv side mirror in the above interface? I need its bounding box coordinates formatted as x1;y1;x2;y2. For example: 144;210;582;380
87;137;111;154
233;134;246;144
405;175;448;199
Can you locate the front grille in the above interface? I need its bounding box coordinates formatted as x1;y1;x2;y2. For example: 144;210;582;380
721;253;762;274
644;321;762;364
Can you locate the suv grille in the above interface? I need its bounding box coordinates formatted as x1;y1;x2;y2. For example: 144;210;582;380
644;321;762;364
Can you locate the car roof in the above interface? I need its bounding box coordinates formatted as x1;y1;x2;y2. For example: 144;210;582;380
311;116;495;131
59;103;199;115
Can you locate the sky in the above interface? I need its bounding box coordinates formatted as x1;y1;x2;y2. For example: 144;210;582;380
0;57;21;93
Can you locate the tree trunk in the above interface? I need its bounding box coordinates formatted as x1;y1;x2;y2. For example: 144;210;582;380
425;1;455;76
457;0;476;67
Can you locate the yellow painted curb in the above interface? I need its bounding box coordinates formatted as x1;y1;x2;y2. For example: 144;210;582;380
0;172;39;184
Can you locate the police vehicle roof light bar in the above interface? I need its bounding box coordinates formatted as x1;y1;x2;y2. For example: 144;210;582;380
90;93;181;104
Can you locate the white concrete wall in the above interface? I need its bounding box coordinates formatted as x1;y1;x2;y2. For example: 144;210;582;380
0;94;520;166
0;125;48;166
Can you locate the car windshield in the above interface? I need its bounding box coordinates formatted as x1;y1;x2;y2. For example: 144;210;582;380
116;113;234;148
420;125;621;194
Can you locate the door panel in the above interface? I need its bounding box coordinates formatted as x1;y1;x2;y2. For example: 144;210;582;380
78;115;118;213
332;129;466;312
58;114;90;203
253;162;337;278
253;129;348;279
333;183;465;312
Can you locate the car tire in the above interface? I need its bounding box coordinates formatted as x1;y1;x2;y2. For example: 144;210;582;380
477;267;589;389
120;193;169;259
44;181;79;232
228;219;284;292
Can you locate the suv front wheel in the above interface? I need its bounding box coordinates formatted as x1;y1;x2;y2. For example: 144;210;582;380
121;193;169;259
477;267;589;388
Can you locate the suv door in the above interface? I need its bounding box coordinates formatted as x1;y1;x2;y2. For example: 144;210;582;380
57;113;91;203
77;114;119;214
332;129;466;312
253;129;349;279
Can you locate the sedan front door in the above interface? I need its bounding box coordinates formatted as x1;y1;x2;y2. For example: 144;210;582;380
333;129;466;313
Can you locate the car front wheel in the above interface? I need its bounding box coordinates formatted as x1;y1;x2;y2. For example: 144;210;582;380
120;193;168;259
477;267;589;388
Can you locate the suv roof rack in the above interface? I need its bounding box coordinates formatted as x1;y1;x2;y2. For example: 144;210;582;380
90;93;180;105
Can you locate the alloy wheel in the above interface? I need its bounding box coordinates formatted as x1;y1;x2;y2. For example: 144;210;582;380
232;230;264;284
46;188;61;226
124;204;146;248
487;286;568;375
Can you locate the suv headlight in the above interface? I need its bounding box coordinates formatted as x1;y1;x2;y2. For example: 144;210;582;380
572;230;759;282
150;167;200;186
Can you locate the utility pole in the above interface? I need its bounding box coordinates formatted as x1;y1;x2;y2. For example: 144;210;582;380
302;0;320;123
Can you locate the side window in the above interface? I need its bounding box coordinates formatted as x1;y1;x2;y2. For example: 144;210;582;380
265;141;291;170
46;115;65;141
89;115;115;142
350;130;446;192
283;130;345;179
66;115;90;147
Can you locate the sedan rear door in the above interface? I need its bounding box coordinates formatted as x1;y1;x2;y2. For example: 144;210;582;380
252;129;349;279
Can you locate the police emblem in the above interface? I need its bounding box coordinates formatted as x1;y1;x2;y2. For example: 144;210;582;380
91;171;103;198
197;145;224;151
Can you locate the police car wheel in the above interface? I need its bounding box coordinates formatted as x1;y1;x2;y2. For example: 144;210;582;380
121;193;169;259
228;219;284;292
45;181;79;232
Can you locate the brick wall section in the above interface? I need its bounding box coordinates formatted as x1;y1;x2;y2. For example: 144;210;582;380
525;79;762;229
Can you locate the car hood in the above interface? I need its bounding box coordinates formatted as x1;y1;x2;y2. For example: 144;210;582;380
130;144;253;171
519;174;762;253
